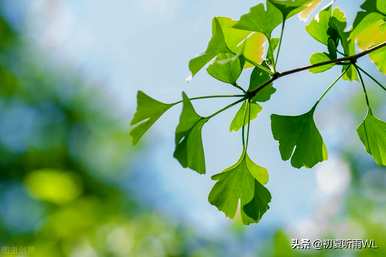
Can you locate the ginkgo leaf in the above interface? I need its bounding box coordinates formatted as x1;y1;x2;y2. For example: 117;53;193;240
353;0;380;28
309;52;334;73
189;18;229;77
271;107;328;168
130;91;173;145
216;17;266;67
377;0;386;13
207;53;244;84
307;6;358;80
249;66;277;102
234;2;282;38
173;93;208;173
370;48;386;74
357;113;386;166
230;101;262;132
208;151;271;224
350;12;386;74
306;6;346;46
298;0;322;21
268;0;310;18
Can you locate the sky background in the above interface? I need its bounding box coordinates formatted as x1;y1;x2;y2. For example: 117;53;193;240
4;0;384;240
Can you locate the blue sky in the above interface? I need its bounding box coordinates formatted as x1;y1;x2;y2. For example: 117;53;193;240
6;0;384;239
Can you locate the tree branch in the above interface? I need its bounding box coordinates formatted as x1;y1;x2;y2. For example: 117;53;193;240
248;42;386;97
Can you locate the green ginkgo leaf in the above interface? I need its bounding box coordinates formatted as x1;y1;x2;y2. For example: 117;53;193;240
249;66;277;102
230;101;262;132
357;113;386;166
350;12;386;74
306;6;346;45
307;6;357;80
174;93;208;173
268;0;310;18
234;2;282;38
130;91;173;145
189;18;229;77
309;52;334;73
377;0;386;13
208;151;270;224
216;17;266;68
207;53;244;84
271;107;328;168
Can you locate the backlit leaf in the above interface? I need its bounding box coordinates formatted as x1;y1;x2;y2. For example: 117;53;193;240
298;0;322;21
174;93;208;173
207;53;244;84
130;91;173;145
271;107;328;168
208;151;271;224
234;2;282;38
217;17;266;67
269;0;310;18
350;12;386;74
230;101;262;132
357;113;386;166
189;18;229;77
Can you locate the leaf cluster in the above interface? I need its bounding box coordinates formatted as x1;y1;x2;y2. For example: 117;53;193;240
131;0;386;225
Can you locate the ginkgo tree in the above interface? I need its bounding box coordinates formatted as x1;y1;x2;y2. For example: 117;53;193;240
130;0;386;225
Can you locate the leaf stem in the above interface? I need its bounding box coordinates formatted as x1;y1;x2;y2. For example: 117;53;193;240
274;20;286;71
355;65;386;91
171;94;244;105
233;82;247;93
314;65;350;107
354;66;373;115
206;98;246;120
241;100;247;149
245;99;252;150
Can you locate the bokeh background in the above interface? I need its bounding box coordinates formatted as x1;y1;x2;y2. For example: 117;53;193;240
0;0;385;256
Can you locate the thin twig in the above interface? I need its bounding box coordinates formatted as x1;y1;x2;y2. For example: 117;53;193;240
206;98;246;119
274;20;286;71
355;66;373;115
171;94;244;105
355;65;386;91
248;42;386;98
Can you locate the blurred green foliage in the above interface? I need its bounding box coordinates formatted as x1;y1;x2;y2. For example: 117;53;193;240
0;5;384;257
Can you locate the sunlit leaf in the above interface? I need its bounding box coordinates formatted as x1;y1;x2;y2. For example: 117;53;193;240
230;101;262;132
174;93;208;173
306;6;346;46
234;2;282;38
130;91;173;145
357;113;386;166
350;12;386;74
189;18;229;76
217;17;266;67
271;107;328;168
269;0;310;18
298;0;322;21
377;0;386;13
208;151;271;224
207;53;244;84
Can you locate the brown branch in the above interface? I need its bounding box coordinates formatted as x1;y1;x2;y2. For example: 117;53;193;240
248;42;386;97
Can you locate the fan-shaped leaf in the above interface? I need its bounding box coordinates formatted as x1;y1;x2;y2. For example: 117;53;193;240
357;113;386;166
271;107;328;168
